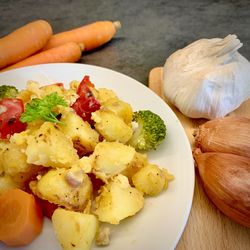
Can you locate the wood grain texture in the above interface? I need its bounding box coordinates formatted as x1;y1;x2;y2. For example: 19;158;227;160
148;67;250;250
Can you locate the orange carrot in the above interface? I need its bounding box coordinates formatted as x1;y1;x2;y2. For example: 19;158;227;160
43;20;121;51
0;20;52;69
1;42;83;72
0;188;43;247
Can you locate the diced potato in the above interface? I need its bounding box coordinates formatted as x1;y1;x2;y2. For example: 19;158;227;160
52;208;99;250
92;109;133;144
102;98;133;124
1;142;30;176
94;174;144;224
132;164;174;196
30;167;92;211
0;140;9;175
122;152;148;182
25;122;79;168
58;108;99;153
94;88;118;104
0;174;20;194
95;226;110;246
40;84;64;97
91;141;136;181
17;80;42;102
72;156;93;174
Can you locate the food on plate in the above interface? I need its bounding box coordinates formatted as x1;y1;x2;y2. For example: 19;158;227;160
0;98;27;139
128;110;167;151
194;116;250;158
43;20;121;51
132;163;174;196
92;109;133;144
0;188;43;247
194;116;250;227
0;76;173;249
2;42;83;72
52;208;99;250
163;34;250;119
94;174;144;224
193;150;250;227
0;20;52;69
0;85;18;99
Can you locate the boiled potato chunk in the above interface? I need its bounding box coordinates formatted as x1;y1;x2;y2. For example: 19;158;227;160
30;168;92;211
132;164;174;196
94;174;144;224
52;208;99;250
0;174;20;194
94;88;118;104
92;109;133;144
91;141;136;181
1;142;29;176
58;108;99;153
25;122;79;168
102;98;133;124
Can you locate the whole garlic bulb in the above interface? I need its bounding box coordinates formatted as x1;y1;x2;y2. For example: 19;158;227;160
163;34;250;119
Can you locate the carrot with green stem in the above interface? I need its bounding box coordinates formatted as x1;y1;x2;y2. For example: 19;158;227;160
1;42;83;72
0;188;43;247
43;20;121;51
0;20;52;69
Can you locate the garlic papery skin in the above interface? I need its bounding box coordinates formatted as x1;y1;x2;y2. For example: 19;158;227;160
195;116;250;158
163;34;250;119
194;150;250;227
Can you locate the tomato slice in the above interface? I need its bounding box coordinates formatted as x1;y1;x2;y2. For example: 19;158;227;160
77;75;94;96
0;98;27;139
71;75;101;125
71;94;100;125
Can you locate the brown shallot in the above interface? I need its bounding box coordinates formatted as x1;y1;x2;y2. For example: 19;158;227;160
194;150;250;227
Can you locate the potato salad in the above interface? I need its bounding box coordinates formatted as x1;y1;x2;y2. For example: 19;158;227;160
0;76;174;250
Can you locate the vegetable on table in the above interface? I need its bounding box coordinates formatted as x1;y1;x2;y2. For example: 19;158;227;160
1;42;83;72
194;116;250;227
0;98;27;139
128;110;167;151
0;20;52;69
0;188;43;247
194;116;250;158
20;92;67;123
0;85;18;99
163;34;250;119
194;150;250;227
42;20;121;51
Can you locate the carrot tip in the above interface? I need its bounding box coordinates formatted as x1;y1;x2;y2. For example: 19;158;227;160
113;21;121;31
78;43;85;51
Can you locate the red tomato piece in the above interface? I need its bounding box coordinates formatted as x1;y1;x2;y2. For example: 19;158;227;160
71;94;100;125
0;98;27;139
77;75;95;96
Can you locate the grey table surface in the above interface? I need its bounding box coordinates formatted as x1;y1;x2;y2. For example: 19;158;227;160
1;0;250;85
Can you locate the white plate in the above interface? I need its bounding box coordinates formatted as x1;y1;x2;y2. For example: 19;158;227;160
0;63;194;250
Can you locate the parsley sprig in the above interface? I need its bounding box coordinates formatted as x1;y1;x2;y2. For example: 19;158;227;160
20;92;67;123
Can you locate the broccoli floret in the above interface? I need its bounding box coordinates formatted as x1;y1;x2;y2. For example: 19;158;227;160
128;110;167;151
0;85;18;99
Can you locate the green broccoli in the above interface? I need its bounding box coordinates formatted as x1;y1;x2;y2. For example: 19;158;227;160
0;85;18;99
128;110;167;151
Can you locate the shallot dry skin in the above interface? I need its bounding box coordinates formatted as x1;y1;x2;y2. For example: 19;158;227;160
194;151;250;227
194;116;250;158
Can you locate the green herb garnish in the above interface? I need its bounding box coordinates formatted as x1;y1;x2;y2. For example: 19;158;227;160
20;92;67;123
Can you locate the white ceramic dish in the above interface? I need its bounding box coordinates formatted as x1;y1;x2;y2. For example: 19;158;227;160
0;63;194;250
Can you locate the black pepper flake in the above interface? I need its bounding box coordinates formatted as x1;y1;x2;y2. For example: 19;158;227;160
8;118;16;125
